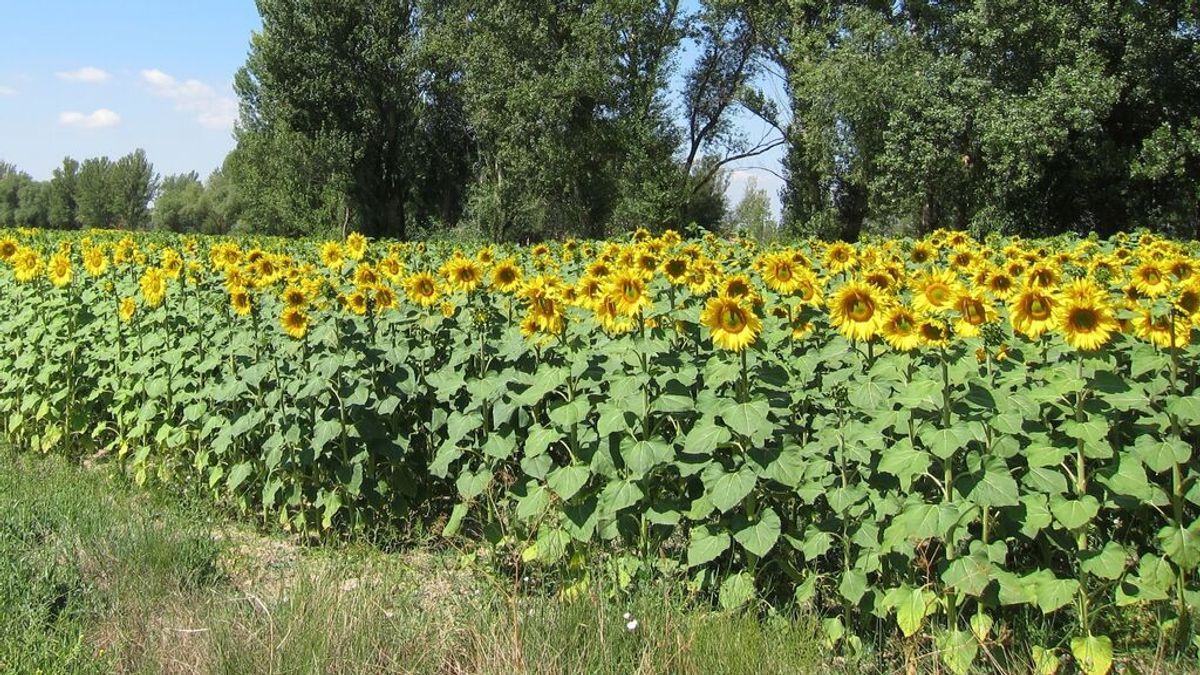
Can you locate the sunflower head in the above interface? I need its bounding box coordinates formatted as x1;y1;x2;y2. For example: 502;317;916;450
1060;298;1116;351
829;280;886;342
700;295;762;352
280;307;310;339
229;285;251;316
118;297;137;323
491;259;523;292
405;272;440;307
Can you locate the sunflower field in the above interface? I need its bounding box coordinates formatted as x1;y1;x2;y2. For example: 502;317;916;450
2;226;1200;672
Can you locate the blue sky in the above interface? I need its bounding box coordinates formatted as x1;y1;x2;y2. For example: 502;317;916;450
0;0;782;214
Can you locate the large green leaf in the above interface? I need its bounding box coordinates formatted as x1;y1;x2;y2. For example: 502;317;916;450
687;525;731;567
733;507;781;557
705;467;757;513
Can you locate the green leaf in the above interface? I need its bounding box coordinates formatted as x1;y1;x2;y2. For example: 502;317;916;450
1159;522;1200;570
965;456;1020;507
721;399;771;438
1050;495;1100;530
311;418;342;453
1168;395;1200;427
621;438;673;476
733;508;781;557
546;464;590;501
877;439;930;490
442;503;468;537
706;468;757;513
1031;574;1080;614
920;425;969;460
1134;436;1191;473
1070;634;1113;675
599;479;643;514
838;569;868;605
515;483;551;520
886;585;934;638
682;418;731;455
1080;541;1129;580
937;629;978;675
719;572;756;610
524;425;562;458
456;467;492;500
687;526;731;567
226;461;253;493
1031;646;1060;675
942;550;992;597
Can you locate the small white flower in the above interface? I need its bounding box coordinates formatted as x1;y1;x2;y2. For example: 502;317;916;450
626;619;639;631
623;612;632;620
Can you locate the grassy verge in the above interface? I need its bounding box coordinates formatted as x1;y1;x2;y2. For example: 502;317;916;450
0;451;823;674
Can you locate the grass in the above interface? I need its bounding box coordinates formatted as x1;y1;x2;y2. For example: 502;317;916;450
0;450;824;674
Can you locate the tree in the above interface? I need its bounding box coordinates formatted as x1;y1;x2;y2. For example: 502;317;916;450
772;1;1200;239
154;172;208;232
236;0;445;238
15;180;50;229
726;176;777;242
0;169;30;228
76;157;117;229
111;149;158;229
47;157;79;229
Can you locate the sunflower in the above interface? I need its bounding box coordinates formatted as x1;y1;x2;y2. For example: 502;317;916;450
0;238;17;263
986;271;1016;299
918;318;950;347
700;295;762;352
1009;287;1060;339
720;274;757;301
793;271;824;306
280;306;310;339
140;268;168;308
491;258;523;292
910;241;934;265
661;256;690;286
47;253;72;288
373;285;398;312
229;285;252;316
445;257;484;293
1174;280;1200;323
353;264;379;289
12;247;42;283
1131;261;1171;297
1025;263;1059;289
607;270;650;317
1133;310;1191;349
953;292;995;338
82;247;108;277
345;232;368;261
1059;298;1117;351
761;254;804;294
118;297;137;323
594;295;634;334
378;255;405;282
824;242;856;274
829;280;885;341
320;242;345;270
912;269;961;314
405;272;440;307
281;285;308;309
881;305;922;351
344;290;369;316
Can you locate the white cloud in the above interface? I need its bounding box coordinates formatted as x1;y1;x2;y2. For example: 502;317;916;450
140;68;236;130
59;109;122;129
56;66;112;83
0;86;15;96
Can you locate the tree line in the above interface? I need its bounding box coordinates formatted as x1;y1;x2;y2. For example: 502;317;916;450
5;1;1200;241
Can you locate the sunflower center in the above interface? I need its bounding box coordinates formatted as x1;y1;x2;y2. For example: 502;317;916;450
927;284;950;305
419;280;433;295
721;307;746;332
1145;270;1161;284
623;282;640;302
1028;297;1051;321
776;265;792;282
847;294;874;322
1070;307;1098;331
962;301;985;325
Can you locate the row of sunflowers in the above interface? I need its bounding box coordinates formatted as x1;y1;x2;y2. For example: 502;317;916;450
1;226;1199;673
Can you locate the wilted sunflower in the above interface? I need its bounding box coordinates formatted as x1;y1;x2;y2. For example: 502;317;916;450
829;280;885;341
405;272;440;307
140;267;168;308
912;269;961;314
1009;287;1059;339
607;270;651;317
700;295;762;352
47;253;72;288
280;306;310;339
1059;297;1117;351
881;305;922;351
491;259;523;292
